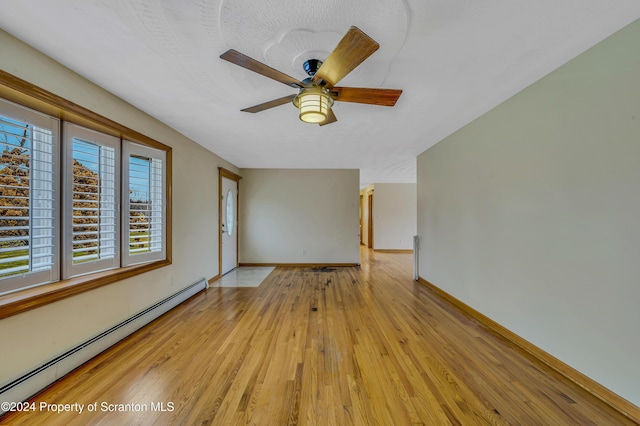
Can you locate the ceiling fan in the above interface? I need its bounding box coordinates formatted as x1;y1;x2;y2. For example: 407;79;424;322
220;26;402;126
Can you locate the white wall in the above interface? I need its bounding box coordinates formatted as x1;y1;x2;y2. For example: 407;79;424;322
372;183;416;250
239;169;360;264
0;30;239;385
417;20;640;405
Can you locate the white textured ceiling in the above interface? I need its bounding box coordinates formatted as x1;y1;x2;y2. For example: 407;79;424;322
1;1;639;187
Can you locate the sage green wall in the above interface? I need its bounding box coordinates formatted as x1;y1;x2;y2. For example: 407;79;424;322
417;20;640;405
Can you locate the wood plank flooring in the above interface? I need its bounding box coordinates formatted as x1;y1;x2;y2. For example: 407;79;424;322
1;248;635;425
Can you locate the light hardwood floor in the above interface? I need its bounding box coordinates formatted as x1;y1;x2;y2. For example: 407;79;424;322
1;248;635;425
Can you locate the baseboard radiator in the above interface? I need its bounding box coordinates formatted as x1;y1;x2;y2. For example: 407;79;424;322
0;278;207;413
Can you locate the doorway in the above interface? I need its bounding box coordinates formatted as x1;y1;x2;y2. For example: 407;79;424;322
367;193;374;249
359;195;363;245
219;168;242;276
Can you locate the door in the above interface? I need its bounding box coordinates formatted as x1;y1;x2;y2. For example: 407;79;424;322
220;171;240;275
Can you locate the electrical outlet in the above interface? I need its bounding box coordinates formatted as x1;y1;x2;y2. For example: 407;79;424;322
302;249;307;255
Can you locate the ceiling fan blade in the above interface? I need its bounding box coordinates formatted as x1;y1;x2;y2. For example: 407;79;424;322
319;109;337;126
312;26;379;88
241;94;296;113
330;87;402;106
220;49;304;88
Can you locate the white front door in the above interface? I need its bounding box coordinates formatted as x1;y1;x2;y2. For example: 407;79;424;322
221;176;238;275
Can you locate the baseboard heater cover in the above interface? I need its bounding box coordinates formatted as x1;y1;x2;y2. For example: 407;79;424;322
0;277;207;413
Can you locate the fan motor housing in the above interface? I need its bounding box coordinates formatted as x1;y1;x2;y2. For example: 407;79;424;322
303;59;322;77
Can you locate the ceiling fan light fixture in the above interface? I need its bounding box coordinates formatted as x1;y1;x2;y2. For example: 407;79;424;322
221;27;401;126
293;86;334;124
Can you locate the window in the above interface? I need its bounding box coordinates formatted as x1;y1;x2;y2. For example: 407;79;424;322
63;123;120;278
226;189;234;236
0;97;169;299
122;141;166;266
0;99;59;295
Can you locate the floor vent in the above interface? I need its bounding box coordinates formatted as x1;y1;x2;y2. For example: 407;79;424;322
0;278;207;412
311;267;337;272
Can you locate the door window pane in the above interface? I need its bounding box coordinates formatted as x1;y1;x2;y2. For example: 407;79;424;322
226;189;234;236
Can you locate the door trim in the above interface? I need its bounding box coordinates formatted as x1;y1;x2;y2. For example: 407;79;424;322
359;195;363;245
218;167;242;277
367;193;374;249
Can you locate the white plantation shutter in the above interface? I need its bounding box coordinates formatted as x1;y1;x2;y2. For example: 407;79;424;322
31;126;56;271
63;123;120;278
122;141;166;266
0;99;59;295
1;97;170;296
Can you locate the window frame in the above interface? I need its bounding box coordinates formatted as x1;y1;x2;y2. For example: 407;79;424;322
122;140;166;267
62;122;121;279
0;69;172;320
0;98;60;294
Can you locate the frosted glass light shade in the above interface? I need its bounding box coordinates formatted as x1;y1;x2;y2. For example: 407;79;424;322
294;87;333;124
